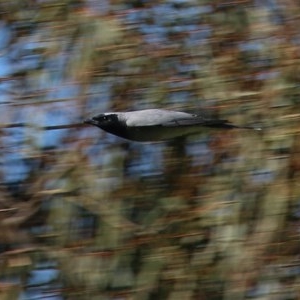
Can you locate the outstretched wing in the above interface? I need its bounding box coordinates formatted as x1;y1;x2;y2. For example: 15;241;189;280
124;109;245;129
124;109;196;127
162;117;235;128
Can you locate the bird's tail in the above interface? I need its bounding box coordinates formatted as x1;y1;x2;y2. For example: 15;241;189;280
204;120;262;131
226;124;262;130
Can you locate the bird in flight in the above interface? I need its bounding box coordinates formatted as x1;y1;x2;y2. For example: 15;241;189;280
84;109;261;142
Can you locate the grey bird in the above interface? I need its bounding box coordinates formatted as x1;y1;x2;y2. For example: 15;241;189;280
84;109;260;142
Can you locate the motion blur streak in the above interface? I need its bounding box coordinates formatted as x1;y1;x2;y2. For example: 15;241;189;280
0;1;298;299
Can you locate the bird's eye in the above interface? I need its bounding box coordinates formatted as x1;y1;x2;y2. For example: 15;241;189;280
103;116;107;120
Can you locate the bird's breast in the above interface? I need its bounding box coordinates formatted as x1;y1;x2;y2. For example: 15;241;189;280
126;126;204;141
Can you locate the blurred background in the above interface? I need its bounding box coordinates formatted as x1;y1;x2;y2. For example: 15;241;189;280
0;0;300;299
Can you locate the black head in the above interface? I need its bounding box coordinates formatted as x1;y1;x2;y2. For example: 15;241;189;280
84;113;129;139
84;113;120;129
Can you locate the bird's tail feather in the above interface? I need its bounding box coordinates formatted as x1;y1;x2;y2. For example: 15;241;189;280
163;117;262;130
204;121;262;130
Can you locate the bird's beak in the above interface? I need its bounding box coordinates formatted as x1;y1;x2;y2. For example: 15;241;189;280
83;118;97;126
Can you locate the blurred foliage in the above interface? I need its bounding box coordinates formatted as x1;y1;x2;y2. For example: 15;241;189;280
0;0;300;299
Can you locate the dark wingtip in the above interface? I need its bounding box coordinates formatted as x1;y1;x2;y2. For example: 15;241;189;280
242;125;263;131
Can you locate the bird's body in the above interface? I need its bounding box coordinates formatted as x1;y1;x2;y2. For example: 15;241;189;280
84;109;260;142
